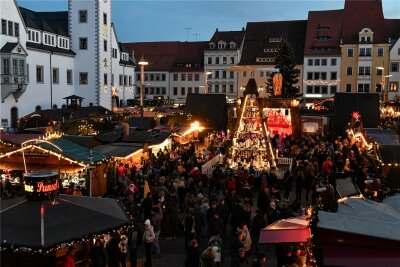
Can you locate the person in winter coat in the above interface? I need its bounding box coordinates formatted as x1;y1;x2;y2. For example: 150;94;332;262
229;231;244;257
237;225;252;255
231;248;250;267
89;239;107;267
143;219;155;267
257;187;269;215
209;212;224;237
250;210;266;245
62;246;76;267
151;207;162;257
200;246;216;267
183;208;196;249
185;239;200;267
106;232;121;267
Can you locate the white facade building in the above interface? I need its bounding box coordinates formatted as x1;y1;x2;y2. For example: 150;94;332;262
388;38;400;101
0;0;134;131
169;71;206;104
302;56;341;98
204;30;245;101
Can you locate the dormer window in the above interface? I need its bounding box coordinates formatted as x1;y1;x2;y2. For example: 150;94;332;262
229;42;236;49
218;41;226;49
43;33;56;46
209;42;215;49
359;28;373;43
264;48;278;53
58;37;69;49
27;29;40;43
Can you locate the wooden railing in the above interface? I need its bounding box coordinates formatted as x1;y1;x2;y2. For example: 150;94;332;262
201;154;224;175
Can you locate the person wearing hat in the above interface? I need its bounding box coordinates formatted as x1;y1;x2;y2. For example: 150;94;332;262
142;219;155;267
231;248;250;267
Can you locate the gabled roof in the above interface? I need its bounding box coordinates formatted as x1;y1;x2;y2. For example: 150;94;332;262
341;0;388;44
126;117;156;131
304;9;344;56
239;20;307;65
123;41;207;72
0;42;19;53
386;19;400;39
207;30;245;50
62;135;102;149
118;42;135;66
92;143;143;158
19;7;69;36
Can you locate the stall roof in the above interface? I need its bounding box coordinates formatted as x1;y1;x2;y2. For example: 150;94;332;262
62;135;102;148
122;131;170;144
0;133;42;145
259;216;310;243
92;143;143;158
0;195;129;249
365;128;399;145
126;117;156;131
36;138;107;164
377;145;400;164
318;195;400;242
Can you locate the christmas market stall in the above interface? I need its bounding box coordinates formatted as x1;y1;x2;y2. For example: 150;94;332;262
259;216;310;267
316;195;400;267
0;137;108;197
0;175;130;267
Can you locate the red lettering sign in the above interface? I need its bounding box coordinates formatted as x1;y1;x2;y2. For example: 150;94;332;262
36;179;58;193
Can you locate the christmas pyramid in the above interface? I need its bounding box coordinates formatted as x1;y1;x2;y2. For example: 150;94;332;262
228;78;276;170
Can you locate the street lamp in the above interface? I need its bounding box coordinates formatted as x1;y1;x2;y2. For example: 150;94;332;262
138;57;149;117
376;66;393;103
204;71;212;94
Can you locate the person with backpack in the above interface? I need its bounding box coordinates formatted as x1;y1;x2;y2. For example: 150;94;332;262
143;219;155;267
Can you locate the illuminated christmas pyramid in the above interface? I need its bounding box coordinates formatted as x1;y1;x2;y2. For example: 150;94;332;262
228;78;276;170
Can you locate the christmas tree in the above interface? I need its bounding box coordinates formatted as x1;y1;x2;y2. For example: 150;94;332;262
266;39;300;98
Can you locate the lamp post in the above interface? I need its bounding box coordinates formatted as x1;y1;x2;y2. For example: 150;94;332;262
377;66;393;103
204;71;212;94
88;149;94;197
138;58;149;117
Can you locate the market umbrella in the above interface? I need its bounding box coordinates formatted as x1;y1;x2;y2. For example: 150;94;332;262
259;216;310;243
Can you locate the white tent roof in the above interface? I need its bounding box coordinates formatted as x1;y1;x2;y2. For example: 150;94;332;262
318;195;400;242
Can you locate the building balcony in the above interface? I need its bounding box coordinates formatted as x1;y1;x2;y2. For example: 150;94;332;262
1;74;29;102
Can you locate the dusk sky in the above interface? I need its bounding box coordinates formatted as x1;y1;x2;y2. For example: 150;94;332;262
18;0;400;42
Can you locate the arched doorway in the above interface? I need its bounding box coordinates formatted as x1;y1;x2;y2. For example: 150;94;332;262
10;107;18;128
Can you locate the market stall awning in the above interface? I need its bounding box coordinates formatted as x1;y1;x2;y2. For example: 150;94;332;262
0;195;130;249
92;143;143;159
259;216;310;244
376;144;400;165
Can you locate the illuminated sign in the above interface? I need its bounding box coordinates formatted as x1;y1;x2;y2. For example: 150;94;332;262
24;171;59;200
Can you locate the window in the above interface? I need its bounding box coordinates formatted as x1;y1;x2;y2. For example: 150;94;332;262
181;87;185;96
376;68;383;76
1;19;6;34
390;82;399;92
173;74;178;81
347;48;354;57
391;63;399;72
52;68;59;84
26;64;29;81
357;83;370;93
375;83;382;93
229;85;234;93
330;85;337;94
218;43;225;49
124;75;127;86
306;86;313;94
307;72;313;80
66;69;73;85
398;48;400;55
331;58;337;66
8;21;13;36
346;84;352;92
230;57;235;64
215;85;219;93
18;60;24;75
346;67;353;76
222;71;226;79
195;87;199;93
173;87;178;95
215;71;219;79
14;23;19;37
188;87;192;94
162;88;166;94
161;74;166;81
321;72;327;80
112;48;118;58
314;85;320;94
208;57;212;64
321;59;327;66
308;59;313;66
230;71;234;79
194;74;200;81
104;73;108;85
188;74;193;81
181;74;186;81
314;59;320;66
103;40;107;51
330;72;337;80
321;86;328;94
119;75;123;86
150;87;154;94
79;10;87;23
12;59;17;74
2;58;10;75
79;38;87;49
103;13;107;25
79;72;88;85
359;48;371;57
209;43;215;49
129;76;132;86
377;48;384;57
260;71;264;77
314;72;320;80
358;66;370;75
156;88;160;94
36;66;43;83
243;71;247;77
215;57;220;64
